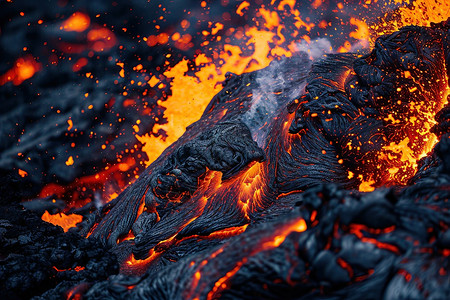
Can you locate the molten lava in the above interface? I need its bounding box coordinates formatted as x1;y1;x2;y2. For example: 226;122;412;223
61;12;90;32
0;56;41;86
34;0;379;233
136;1;369;167
2;0;450;299
12;0;449;292
41;211;83;233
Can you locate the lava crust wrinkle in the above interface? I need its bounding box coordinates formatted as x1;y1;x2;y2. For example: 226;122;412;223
75;21;450;299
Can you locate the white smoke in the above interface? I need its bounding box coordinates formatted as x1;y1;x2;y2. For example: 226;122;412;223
242;57;309;147
242;37;366;147
296;38;333;59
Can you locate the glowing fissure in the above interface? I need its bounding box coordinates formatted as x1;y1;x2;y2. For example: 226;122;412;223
32;1;450;283
188;218;307;300
38;0;373;232
207;219;307;298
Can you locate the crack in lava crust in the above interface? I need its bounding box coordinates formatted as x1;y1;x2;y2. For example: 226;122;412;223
78;21;450;298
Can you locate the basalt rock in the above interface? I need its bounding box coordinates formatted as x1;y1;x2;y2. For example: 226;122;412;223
0;203;119;299
68;20;450;300
2;13;450;300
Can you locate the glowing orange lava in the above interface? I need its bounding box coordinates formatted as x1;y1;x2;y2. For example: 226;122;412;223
18;169;28;178
205;218;307;299
371;0;450;39
0;56;41;86
260;218;307;250
53;266;85;272
61;12;90;32
352;0;450;190
136;0;359;166
41;211;83;232
36;1;450;260
87;27;117;52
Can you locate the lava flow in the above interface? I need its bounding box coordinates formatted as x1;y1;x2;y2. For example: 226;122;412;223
87;18;449;300
1;1;450;299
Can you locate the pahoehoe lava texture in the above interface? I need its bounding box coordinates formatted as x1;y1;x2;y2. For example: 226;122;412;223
84;146;450;299
2;19;450;300
71;21;450;299
0;0;376;201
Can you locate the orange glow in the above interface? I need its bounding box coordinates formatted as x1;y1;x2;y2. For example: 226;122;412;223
126;250;158;266
336;257;353;278
72;57;88;72
360;237;400;254
359;178;375;192
238;163;265;218
349;224;396;238
349;17;369;48
65;283;90;300
109;192;119;201
41;211;83;232
203;218;306;299
87;27;110;40
278;0;296;10
371;0;450;40
87;27;117;52
311;0;323;9
39;156;136;203
137;2;307;166
117;62;125;78
59;18;116;54
53;266;85;272
397;0;450;28
123;249;161;275
0;56;41;86
117;230;135;244
67;119;73;131
348;223;399;253
236;1;250;16
259;8;280;30
116;200;145;244
260;218;307;250
212;23;224;35
18;169;28;177
350;3;450;189
65;156;74;166
123;206;208;269
146;33;170;47
370;76;449;187
137;57;227;165
206;225;248;239
207;258;247;300
337;41;352;53
61;12;90;32
30;2;450;281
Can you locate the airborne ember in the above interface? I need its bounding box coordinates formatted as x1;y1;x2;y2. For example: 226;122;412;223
1;0;450;299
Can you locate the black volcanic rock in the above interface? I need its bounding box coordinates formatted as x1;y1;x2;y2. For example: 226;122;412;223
0;203;119;299
77;20;450;300
1;1;450;299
